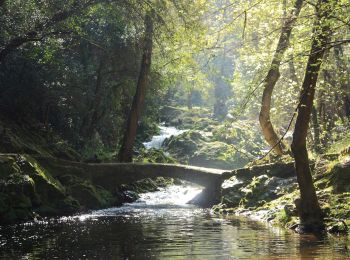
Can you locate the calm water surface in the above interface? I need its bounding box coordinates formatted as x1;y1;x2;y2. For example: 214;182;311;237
0;185;349;259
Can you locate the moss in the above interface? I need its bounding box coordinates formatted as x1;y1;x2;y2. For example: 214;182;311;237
13;193;32;208
275;207;293;226
160;106;214;130
125;178;159;194
249;154;294;167
135;148;177;164
154;177;176;187
327;193;350;219
163;130;248;169
23;155;65;193
190;141;248;169
0;117;81;161
212;120;265;157
215;155;350;232
0;154;81;223
327;131;350;154
238;175;277;208
59;175;117;209
0;156;21;177
164;130;205;157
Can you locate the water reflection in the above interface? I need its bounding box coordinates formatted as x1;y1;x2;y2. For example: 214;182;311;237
0;185;349;259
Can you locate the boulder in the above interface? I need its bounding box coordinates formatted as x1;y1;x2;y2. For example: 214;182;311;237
327;159;350;193
163;130;248;169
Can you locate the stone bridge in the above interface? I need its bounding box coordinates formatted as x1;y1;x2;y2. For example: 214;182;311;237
35;156;229;206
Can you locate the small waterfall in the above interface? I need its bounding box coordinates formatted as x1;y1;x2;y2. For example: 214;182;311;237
74;184;203;221
143;125;186;149
135;184;203;207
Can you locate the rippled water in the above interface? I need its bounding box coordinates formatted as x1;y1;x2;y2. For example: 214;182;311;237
1;185;349;259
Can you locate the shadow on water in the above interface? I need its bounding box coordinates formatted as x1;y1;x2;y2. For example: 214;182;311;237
1;185;349;259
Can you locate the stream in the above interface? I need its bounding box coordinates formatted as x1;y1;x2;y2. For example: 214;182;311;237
1;126;349;259
1;184;349;259
143;125;186;150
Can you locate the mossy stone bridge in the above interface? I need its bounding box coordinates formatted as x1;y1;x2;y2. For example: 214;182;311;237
36;156;228;205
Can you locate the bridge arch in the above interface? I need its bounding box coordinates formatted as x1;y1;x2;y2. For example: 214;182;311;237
36;156;228;206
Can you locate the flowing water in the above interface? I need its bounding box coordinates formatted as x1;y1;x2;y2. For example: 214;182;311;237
143;125;186;149
0;184;349;259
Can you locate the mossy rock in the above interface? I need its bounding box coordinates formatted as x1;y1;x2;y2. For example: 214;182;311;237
177;116;218;131
326;159;350;193
219;171;297;211
0;118;80;160
160;106;214;130
327;193;350;219
326;219;349;234
220;176;246;207
249;154;294;167
163;130;248;169
159;106;187;126
0;154;82;224
189;141;248;169
5;174;36;199
212;120;265;157
0;192;34;224
273;206;295;226
0;156;23;183
68;183;104;209
58;174;116;209
135;148;177;164
35;196;80;216
153;177;176;187
1;208;33;224
123;178;159;194
163;130;205;157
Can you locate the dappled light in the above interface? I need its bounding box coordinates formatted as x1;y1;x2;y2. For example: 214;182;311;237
0;0;350;258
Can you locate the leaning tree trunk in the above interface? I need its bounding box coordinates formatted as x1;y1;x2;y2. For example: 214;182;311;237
259;0;303;155
118;12;153;162
291;0;332;231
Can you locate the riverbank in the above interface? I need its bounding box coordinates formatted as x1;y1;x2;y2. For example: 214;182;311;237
0;154;180;225
212;153;350;235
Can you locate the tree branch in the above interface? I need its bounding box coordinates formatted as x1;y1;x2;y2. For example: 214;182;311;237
0;0;101;63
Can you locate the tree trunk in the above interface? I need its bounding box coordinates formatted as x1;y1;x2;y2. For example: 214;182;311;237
259;0;303;155
118;12;153;162
291;0;332;231
311;105;321;153
0;1;96;63
88;59;105;137
80;59;104;140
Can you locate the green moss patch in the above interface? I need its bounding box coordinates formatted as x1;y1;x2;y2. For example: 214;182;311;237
135;148;177;164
